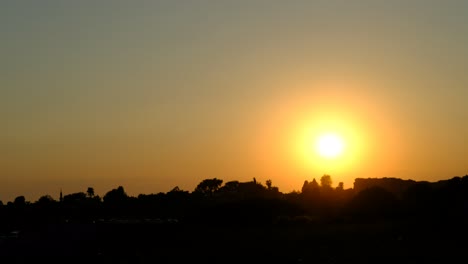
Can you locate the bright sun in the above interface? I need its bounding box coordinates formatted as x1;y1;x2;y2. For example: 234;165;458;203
316;133;344;159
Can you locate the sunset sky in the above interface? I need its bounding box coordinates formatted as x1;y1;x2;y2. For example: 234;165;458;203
2;1;468;202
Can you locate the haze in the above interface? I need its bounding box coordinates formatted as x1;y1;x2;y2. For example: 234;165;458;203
2;1;468;202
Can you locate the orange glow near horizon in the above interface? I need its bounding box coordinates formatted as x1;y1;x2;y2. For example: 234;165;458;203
252;76;400;190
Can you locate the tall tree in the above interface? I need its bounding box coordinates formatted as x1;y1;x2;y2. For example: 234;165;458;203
337;182;344;191
86;187;95;198
266;179;272;190
310;178;319;189
320;174;333;189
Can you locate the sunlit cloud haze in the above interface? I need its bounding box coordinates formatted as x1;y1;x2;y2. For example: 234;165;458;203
1;1;468;202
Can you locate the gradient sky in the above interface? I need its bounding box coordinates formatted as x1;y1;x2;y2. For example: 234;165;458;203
2;1;468;202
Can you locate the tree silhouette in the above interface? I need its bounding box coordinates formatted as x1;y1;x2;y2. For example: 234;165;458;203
302;178;320;194
86;187;95;198
194;178;223;196
301;180;309;193
320;174;332;189
337;182;344;191
63;192;87;205
220;181;240;193
170;186;181;192
266;179;272;190
37;195;55;205
14;196;27;208
103;186;128;206
310;178;319;189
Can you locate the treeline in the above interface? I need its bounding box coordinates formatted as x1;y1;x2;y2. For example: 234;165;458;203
1;175;468;231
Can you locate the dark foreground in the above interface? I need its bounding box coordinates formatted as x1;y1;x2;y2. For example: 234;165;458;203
1;218;466;264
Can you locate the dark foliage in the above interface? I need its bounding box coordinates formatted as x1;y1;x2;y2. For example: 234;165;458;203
1;175;468;262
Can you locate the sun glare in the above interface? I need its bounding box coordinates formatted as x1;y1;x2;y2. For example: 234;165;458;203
316;133;344;158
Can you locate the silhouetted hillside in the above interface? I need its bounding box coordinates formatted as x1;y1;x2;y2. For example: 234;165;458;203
354;177;417;197
1;175;468;263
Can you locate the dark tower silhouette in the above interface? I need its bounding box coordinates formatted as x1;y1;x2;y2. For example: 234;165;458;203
60;189;63;203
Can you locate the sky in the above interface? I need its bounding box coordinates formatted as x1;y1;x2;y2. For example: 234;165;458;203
1;0;468;202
